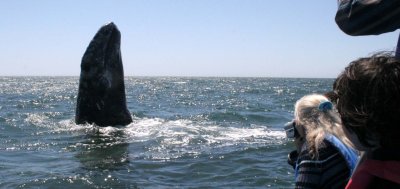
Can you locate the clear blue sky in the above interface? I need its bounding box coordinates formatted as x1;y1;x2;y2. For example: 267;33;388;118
0;1;398;78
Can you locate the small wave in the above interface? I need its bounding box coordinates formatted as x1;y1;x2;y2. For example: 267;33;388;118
172;81;187;84
24;113;51;127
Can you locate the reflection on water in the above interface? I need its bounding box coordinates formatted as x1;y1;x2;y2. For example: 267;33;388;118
76;127;129;170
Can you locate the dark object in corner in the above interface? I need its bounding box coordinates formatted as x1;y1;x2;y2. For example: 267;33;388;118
335;0;400;36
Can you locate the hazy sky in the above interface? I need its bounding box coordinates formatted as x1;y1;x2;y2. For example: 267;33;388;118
1;1;398;78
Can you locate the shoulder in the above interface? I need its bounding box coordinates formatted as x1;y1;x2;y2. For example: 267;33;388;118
297;140;342;173
296;140;351;188
298;140;339;163
297;140;351;173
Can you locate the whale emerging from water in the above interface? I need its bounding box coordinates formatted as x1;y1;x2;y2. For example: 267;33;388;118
76;22;133;126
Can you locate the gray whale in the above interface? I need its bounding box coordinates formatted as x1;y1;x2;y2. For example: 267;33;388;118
75;22;132;126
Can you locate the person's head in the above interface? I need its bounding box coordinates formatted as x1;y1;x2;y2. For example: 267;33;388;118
294;94;344;157
334;51;400;150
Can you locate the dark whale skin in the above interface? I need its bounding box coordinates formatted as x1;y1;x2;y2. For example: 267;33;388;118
76;22;132;126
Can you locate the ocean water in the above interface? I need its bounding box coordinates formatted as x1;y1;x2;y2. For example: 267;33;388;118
0;77;334;188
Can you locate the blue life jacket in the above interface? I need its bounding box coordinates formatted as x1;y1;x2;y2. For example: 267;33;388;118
294;134;358;179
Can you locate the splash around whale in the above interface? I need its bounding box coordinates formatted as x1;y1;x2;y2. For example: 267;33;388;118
75;22;133;126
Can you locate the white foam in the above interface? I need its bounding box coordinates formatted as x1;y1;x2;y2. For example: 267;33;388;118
39;117;286;160
123;117;286;151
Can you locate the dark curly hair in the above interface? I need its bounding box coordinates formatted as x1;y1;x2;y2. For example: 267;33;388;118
334;52;400;148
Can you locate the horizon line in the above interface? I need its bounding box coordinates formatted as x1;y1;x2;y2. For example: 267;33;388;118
0;75;335;79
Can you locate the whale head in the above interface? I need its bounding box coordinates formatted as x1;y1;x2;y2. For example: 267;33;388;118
76;22;132;126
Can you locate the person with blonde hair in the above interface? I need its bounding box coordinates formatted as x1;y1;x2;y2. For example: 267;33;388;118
285;94;357;188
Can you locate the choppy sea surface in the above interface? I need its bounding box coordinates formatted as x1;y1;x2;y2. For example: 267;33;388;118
0;77;334;188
